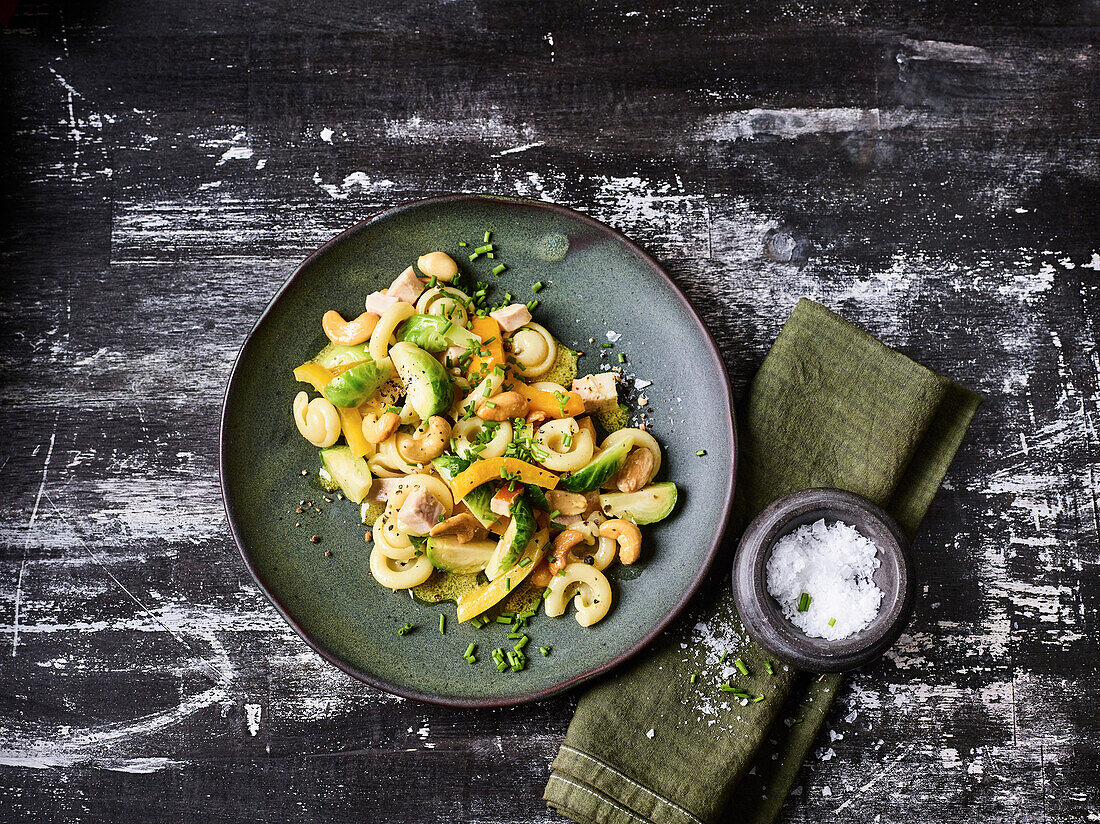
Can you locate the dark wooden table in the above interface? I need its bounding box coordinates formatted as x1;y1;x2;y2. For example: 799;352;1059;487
2;2;1097;821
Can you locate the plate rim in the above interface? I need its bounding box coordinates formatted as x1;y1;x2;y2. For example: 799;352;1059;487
219;192;737;707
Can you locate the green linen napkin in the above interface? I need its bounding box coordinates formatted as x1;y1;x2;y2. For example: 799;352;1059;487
544;298;981;824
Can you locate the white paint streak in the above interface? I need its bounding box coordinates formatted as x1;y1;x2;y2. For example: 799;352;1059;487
12;419;57;656
216;146;254;165
495;141;546;156
245;703;262;736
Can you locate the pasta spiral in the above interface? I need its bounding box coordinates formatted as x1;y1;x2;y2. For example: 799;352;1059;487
536;417;594;472
415;286;470;327
369;301;415;362
453;417;513;460
544;562;613;626
511;322;557;378
292;391;341;447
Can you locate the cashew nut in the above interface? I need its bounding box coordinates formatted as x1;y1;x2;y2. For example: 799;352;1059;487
397;416;451;463
546;490;587;516
613;448;655;493
599;519;642;565
292;391;340;447
529;560;554;589
476;391;528;421
548;528;593;577
416;251;459;282
322;310;380;346
361;411;401;444
429;512;484;543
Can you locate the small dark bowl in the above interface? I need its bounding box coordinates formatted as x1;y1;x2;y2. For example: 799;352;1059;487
731;488;915;672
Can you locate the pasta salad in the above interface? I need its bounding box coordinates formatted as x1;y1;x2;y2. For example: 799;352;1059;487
290;242;677;634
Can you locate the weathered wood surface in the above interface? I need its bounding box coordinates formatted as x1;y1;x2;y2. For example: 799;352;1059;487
1;1;1097;821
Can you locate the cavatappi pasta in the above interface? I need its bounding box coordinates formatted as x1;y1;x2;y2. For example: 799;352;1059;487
289;245;679;637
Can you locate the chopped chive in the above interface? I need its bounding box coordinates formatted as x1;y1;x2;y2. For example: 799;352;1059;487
397;622;415;636
464;643;476;657
690;673;697;684
526;300;539;311
719;651;728;664
484;230;491;243
540;646;551;656
439;614;446;634
542;587;552;600
532;282;544;293
513;635;529;651
696;449;706;456
459;241;467;247
495;615;513;624
764;660;774;675
753;695;765;703
469;252;480;261
507;631;524;639
487;252;495;259
505;577;511;590
549;509;561;520
797;592;812;612
518;610;536;620
735;658;749;676
387;406;401;415
492;263;506;275
475;244;493;254
828;617;837;627
518;556;532;567
618;353;626;363
496;660;508;672
601;342;612;348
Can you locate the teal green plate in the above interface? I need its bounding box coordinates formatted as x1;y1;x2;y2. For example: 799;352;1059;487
220;194;736;706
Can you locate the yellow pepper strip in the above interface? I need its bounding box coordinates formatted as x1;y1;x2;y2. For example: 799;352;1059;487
293;361;334;392
466;316;505;379
449;457;559;502
337;406;371;458
457;530;548;621
294;362;370;457
515;382;585;419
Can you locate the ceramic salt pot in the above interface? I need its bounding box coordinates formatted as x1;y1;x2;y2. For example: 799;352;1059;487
731;488;916;672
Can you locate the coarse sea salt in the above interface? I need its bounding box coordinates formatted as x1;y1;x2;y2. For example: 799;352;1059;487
765;519;884;640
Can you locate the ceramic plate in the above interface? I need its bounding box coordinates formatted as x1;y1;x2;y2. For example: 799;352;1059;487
220;194;736;706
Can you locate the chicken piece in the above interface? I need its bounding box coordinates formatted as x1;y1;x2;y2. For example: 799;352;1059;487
443;344;468;370
396;486;445;536
489;303;532;334
490;484;524;517
365;290;400;316
571;373;619;414
363;477;407;504
388;266;425;305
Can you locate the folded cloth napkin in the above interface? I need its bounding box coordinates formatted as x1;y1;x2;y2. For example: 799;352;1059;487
544;298;981;824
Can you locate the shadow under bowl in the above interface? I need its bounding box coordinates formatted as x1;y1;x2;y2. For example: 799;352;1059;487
731;488;915;672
